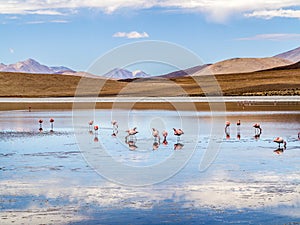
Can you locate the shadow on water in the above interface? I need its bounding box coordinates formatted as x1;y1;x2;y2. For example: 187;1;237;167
67;206;300;225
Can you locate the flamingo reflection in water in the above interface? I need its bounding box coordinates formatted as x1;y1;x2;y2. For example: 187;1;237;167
125;138;138;151
152;141;159;151
274;148;284;154
174;142;184;150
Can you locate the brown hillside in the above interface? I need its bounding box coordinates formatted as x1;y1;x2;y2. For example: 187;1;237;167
0;69;299;97
193;57;292;75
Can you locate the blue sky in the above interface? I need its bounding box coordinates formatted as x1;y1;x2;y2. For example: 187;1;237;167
1;0;300;74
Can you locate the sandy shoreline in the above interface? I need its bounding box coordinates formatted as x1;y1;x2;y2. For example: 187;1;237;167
0;96;299;111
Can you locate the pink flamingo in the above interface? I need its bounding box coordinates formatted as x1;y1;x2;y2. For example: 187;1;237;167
111;120;118;128
173;128;184;136
111;120;118;136
225;121;230;138
126;127;138;141
38;119;43;131
236;120;241;140
253;123;262;134
126;127;138;136
273;137;287;149
88;120;93;131
225;121;230;131
94;125;99;135
49;118;54;131
162;130;168;145
152;128;160;142
173;128;184;141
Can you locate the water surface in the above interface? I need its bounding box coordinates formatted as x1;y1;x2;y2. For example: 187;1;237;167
0;109;299;224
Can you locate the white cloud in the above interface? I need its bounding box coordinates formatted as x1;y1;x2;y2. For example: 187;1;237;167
113;31;149;39
9;48;14;54
50;19;69;23
245;9;300;19
237;33;300;41
1;0;300;22
25;19;69;24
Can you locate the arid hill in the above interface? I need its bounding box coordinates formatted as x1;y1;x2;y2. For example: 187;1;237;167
191;57;292;76
0;67;299;97
275;46;300;63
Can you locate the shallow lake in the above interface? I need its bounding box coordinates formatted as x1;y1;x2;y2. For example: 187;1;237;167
0;109;299;224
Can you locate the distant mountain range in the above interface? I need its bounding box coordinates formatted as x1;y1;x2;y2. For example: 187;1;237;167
103;68;149;79
0;58;150;80
0;58;75;74
1;45;300;79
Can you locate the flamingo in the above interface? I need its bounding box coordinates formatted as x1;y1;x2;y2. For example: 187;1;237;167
111;120;118;128
94;125;99;134
173;128;184;139
236;120;241;139
253;123;262;134
225;121;230;139
273;137;287;149
225;121;230;127
225;121;230;132
152;128;160;142
126;127;138;136
111;120;118;136
38;119;43;131
49;118;54;131
162;130;168;145
125;127;138;142
88;120;93;131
